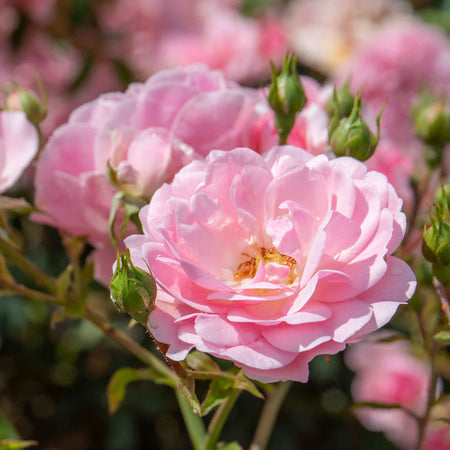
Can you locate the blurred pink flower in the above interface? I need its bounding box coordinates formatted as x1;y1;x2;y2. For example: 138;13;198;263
125;146;416;382
100;0;288;83
346;336;430;449
0;111;39;193
343;22;450;150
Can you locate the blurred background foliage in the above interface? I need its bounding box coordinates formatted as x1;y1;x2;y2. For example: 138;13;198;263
0;0;448;448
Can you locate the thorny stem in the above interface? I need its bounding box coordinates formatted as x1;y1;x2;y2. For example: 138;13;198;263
433;277;450;324
250;381;292;450
84;305;178;382
201;389;240;450
0;235;57;294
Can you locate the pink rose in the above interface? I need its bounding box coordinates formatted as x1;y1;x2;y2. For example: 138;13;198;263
33;65;264;283
0;111;39;193
125;146;416;383
345;335;431;449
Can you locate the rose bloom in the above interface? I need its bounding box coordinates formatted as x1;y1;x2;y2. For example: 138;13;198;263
125;146;416;383
0;111;38;193
34;65;327;283
342;21;450;150
345;336;430;449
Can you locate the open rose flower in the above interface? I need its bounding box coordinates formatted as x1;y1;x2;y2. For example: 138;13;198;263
0;111;39;193
125;146;416;383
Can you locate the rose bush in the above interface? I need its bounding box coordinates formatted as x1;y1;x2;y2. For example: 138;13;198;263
125;146;416;383
0;111;38;193
33;65;328;284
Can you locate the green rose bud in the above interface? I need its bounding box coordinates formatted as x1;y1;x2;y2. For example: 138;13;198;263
268;54;307;144
422;202;450;267
329;96;381;161
326;84;355;120
412;90;450;149
110;250;157;325
5;84;47;126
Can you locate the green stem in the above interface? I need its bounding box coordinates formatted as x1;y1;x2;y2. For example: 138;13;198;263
0;236;57;294
201;389;240;450
415;359;438;450
83;305;177;382
433;277;450;324
249;381;292;450
176;390;206;450
0;275;63;305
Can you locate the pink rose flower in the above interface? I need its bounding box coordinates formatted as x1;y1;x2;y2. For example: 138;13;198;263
342;22;450;150
345;335;430;449
125;146;416;383
0;111;39;193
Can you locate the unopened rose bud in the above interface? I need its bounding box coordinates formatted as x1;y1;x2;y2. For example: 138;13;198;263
412;90;450;149
268;54;307;144
329;96;380;161
5;85;47;126
326;84;355;120
434;184;450;216
110;250;157;325
422;201;450;270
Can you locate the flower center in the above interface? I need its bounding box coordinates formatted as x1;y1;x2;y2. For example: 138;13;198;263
233;246;297;284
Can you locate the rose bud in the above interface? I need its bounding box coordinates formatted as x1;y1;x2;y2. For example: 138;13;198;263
412;90;450;149
326;83;355;123
329;96;380;161
268;54;307;144
5;85;47;126
422;199;450;284
110;250;157;324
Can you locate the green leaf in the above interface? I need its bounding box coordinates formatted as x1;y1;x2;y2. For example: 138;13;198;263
0;440;37;450
201;378;234;416
186;352;221;372
233;375;263;399
0;414;19;440
434;331;450;344
107;367;173;415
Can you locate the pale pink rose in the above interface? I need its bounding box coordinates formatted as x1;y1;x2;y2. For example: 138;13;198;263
0;111;39;193
33;65;266;283
342;22;450;150
125;146;416;383
345;336;430;449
